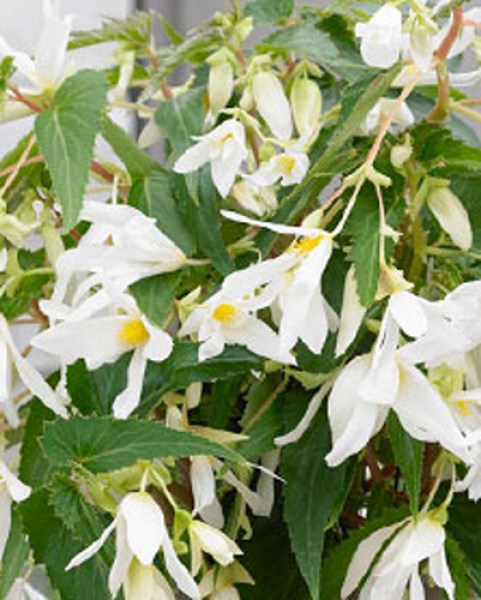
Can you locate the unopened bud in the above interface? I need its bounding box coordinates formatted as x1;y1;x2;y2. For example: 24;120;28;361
427;186;472;251
207;49;235;119
290;77;322;140
252;71;292;140
391;134;413;168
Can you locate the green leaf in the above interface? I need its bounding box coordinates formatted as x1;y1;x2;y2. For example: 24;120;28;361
245;0;295;24
241;512;310;600
257;64;402;254
387;413;423;514
347;185;380;307
41;415;243;473
69;12;152;50
35;70;108;229
0;509;29;599
19;398;57;487
448;493;481;595
21;485;112;600
101;116;158;178
129;171;195;255
130;271;181;327
281;404;349;599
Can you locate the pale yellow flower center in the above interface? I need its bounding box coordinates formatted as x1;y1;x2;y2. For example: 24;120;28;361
455;399;471;416
119;319;149;346
289;235;323;255
277;155;296;175
212;303;238;323
219;132;234;144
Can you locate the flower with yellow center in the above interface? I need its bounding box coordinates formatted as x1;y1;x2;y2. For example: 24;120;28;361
32;295;173;419
246;149;309;188
212;303;238;324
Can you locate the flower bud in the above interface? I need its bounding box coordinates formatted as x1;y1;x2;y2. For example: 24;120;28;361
207;49;235;120
427;186;472;251
252;71;292;140
41;222;64;266
390;134;413;168
290;77;322;140
0;213;31;247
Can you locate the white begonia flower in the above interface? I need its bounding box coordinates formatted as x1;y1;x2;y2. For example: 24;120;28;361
0;0;73;94
189;521;242;576
342;515;454;600
361;98;415;136
220;211;337;355
191;456;224;529
42;201;186;323
335;266;366;357
0;459;30;562
246;149;310;188
173;119;248;198
124;561;176;600
326;293;471;467
31;295;173;419
405;15;437;72
0;316;68;424
355;5;403;69
66;491;200;600
231;180;278;217
179;290;295;365
427;186;473;252
199;564;254;600
252;71;293;140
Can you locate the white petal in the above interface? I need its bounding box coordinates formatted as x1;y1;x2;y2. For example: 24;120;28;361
190;456;224;528
394;365;471;463
162;535;200;599
0;490;11;561
429;548;455;600
119;492;166;565
409;569;425;600
252;72;292;140
389;292;428;338
198;334;226;362
142;322;173;363
428;188;472;251
275;381;331;446
191;521;241;566
109;517;134;597
220;209;322;238
336;267;366;357
124;561;154;600
0;461;30;502
173;141;209;174
35;2;72;88
23;582;49;600
66;519;117;570
341;522;401;598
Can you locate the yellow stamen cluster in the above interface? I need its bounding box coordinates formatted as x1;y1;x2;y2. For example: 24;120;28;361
289;235;323;255
119;319;149;346
212;303;238;323
277;155;296;175
455;399;471;417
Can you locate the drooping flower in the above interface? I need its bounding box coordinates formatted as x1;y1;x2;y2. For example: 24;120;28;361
246;149;309;188
342;514;454;599
361;98;415;136
190;456;224;529
32;295;173;419
123;561;176;600
231;180;277;217
43;201;187;322
179;290;295;365
252;71;293;140
0;459;31;561
220;210;337;355
189;520;242;576
0;316;68;424
0;0;74;95
173;119;248;197
355;5;403;69
66;491;200;599
326;294;471;467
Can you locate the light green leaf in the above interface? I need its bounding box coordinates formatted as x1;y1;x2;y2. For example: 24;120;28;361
35;70;108;229
40;415;243;473
245;0;295;24
281;404;349;599
387;413;423;515
101;116;158;178
0;509;30;599
130;271;181;327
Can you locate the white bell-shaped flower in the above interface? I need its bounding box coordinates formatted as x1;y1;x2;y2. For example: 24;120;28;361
252;71;293;140
355;5;403;69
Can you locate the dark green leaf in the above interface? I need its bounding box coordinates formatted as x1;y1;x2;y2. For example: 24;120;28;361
0;509;29;599
281;404;349;599
387;413;423;514
21;485;112;600
347;185;380;307
35;70;108;229
101;116;158;178
245;0;295;24
41;415;243;473
130;271;181;327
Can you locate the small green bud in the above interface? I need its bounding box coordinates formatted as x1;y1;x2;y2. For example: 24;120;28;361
290;77;322;140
